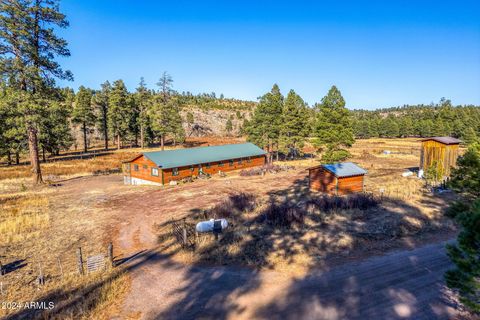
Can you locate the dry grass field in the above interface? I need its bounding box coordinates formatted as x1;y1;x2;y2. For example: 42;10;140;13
0;137;460;318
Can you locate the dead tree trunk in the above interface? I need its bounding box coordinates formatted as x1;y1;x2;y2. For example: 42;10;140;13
27;125;43;184
140;123;144;149
82;122;88;153
116;134;121;150
161;135;165;151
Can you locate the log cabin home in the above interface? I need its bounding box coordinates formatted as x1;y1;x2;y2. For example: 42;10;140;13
308;162;367;195
419;136;461;178
123;143;267;186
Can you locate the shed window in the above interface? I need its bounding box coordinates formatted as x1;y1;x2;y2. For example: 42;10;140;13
151;168;159;176
133;164;139;171
172;168;179;176
229;160;234;166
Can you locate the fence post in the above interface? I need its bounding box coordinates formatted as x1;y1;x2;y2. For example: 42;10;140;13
108;242;114;267
77;247;84;275
182;218;187;247
37;263;44;285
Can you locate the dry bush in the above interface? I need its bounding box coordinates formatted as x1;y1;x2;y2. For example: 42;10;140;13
307;193;379;213
206;192;257;219
259;201;305;227
239;164;294;176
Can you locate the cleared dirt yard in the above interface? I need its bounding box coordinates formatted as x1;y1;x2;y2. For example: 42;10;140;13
0;137;463;319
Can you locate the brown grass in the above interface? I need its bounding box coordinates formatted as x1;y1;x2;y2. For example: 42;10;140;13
0;182;131;319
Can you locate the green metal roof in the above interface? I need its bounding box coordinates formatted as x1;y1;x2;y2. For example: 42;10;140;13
143;143;266;169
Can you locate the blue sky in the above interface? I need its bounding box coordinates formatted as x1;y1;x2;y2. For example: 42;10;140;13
58;0;480;109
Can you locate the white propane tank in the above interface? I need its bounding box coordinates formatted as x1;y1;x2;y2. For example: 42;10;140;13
196;219;228;233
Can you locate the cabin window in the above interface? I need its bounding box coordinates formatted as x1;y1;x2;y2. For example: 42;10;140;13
172;168;179;176
238;159;243;165
218;162;224;167
229;160;234;166
151;168;159;176
247;157;252;163
206;163;211;168
133;164;139;171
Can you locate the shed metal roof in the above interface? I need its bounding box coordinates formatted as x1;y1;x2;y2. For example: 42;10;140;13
308;162;367;178
142;143;266;169
421;136;461;145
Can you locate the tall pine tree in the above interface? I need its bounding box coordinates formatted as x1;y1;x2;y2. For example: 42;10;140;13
279;89;309;159
108;80;130;150
72;86;95;153
94;81;111;150
246;84;283;162
0;0;72;183
313;86;354;162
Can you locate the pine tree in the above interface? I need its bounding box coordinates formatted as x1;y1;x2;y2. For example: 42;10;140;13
135;77;150;148
245;84;283;162
38;89;73;159
108;80;130;150
150;73;183;150
279;89;309;159
94;81;111;150
72;86;95;153
313;86;354;162
225;117;233;136
462;127;479;145
0;0;72;183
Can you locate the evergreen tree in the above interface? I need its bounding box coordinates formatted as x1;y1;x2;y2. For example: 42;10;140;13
0;0;72;183
38;89;73;158
225;117;233;136
245;84;283;162
150;73;183;149
108;80;130;150
72;86;95;153
279;89;309;159
313;86;354;162
135;77;150;148
93;81;111;150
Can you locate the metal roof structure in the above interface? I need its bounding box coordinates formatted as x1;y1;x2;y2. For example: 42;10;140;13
308;162;367;178
421;136;461;145
142;143;266;169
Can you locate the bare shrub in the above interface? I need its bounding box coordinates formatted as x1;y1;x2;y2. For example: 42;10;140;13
260;201;304;227
307;193;379;213
208;192;256;219
240;164;294;176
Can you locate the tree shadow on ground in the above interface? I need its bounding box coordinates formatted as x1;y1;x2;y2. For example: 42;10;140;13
152;176;459;319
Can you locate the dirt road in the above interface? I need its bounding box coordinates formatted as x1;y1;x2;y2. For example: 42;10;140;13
119;241;459;320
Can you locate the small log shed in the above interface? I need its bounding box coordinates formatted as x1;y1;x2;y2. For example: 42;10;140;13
419;136;461;177
308;162;367;195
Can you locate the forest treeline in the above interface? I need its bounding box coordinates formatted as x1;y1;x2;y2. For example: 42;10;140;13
352;100;480;141
0;73;255;164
